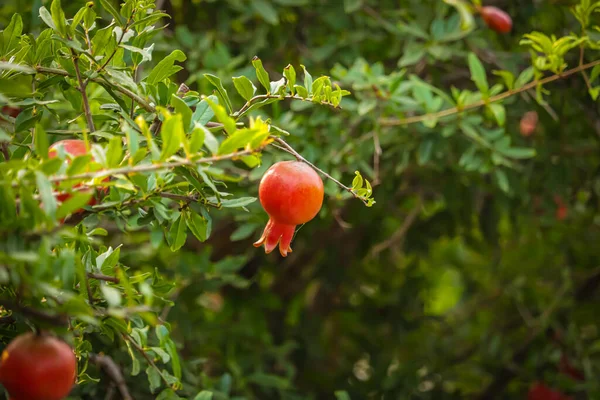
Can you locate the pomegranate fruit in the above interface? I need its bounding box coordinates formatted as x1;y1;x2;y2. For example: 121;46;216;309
527;382;572;400
253;161;324;257
48;139;108;211
520;111;538;137
0;332;77;400
480;6;512;34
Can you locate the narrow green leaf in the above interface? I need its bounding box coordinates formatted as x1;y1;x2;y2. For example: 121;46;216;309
252;57;271;93
494;169;509;193
220;197;257;208
204;74;233;113
106;136;123;167
168;214;187;251
55;192;93;220
192;96;217;125
98;0;124;26
193;391;213;400
187;125;205;155
488;103;506;126
514;67;534;89
301;65;313;95
34;124;49;159
146;50;186;85
39;7;58;31
160;114;184;161
185;211;208;242
205;97;236;135
250;0;279;25
232;76;256;101
170;94;193;132
50;0;68;36
283;64;296;95
467;52;488;94
36;171;57;217
2;14;23;54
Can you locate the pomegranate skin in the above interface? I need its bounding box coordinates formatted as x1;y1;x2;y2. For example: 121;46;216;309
480;6;512;34
520;111;538;137
0;332;77;400
254;161;324;256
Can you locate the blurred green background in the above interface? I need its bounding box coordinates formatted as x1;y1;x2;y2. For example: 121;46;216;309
2;0;600;398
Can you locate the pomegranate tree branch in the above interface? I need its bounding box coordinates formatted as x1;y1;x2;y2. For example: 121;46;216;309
89;353;133;400
379;59;600;127
17;146;266;186
87;273;120;284
71;51;96;133
236;94;339;119
272;137;369;206
0;300;68;326
122;333;171;386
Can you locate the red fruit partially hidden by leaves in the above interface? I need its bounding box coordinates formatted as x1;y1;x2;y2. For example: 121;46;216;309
0;332;77;400
553;195;568;221
254;161;324;257
528;382;572;400
48;140;109;215
480;6;512;33
520;111;538;137
1;106;21;119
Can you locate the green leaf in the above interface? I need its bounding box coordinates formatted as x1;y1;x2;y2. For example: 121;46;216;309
34;124;49;159
146;365;162;393
193;392;213;400
250;0;279;25
335;391;352;400
185;211;209;242
295;85;308;98
232;76;257;101
311;76;330;98
467;52;488;94
160;114;184;161
220;197;257;208
203;128;219;155
146;50;186;85
247;373;290;389
36;171;57;217
101;285;122;307
494;169;509;193
205;97;236;135
170;94;193;132
488;103;506;126
204;74;233;114
186;125;205;155
283;64;296;94
252;57;271;93
498;147;537;159
2;14;23;54
168;214;187;251
98;0;124;26
514;67;534;89
301;65;313;95
39;7;58;32
192;96;217;125
417;139;434;165
344;0;363;13
105;136;124;168
50;0;68;36
56;192;93;220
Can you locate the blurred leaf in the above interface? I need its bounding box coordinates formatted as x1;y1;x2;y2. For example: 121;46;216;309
204;74;233;113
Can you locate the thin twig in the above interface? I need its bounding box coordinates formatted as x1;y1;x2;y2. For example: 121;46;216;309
236;94;340;119
89;353;133;400
380;59;600;127
88;273;120;284
36;66;155;113
122;333;170;386
272;137;369;206
70;51;96;132
1;142;9;161
369;195;423;257
16;146;265;186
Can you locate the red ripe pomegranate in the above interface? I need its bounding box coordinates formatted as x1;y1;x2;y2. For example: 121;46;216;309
520;111;538;137
253;161;324;257
0;332;77;400
480;6;512;34
528;382;572;400
48;140;108;210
